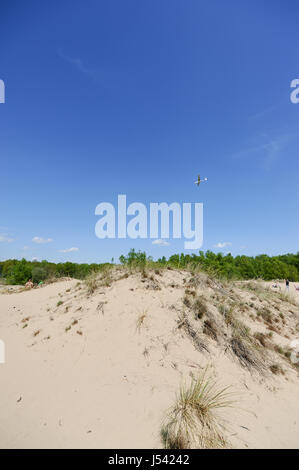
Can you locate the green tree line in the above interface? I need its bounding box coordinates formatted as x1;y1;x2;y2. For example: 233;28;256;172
1;251;298;285
0;259;110;285
120;249;299;281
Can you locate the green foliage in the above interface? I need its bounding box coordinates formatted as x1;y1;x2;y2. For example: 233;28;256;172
32;267;47;284
119;248;152;270
120;250;299;282
156;251;299;281
1;250;298;286
3;258;32;285
0;258;111;285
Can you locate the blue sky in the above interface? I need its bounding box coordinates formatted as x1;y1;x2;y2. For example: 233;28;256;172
0;0;298;263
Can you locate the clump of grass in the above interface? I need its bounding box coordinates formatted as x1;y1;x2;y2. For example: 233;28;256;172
222;305;235;326
233;320;251;339
203;319;218;341
177;314;208;352
284;350;291;359
85;271;99;295
183;291;208;320
187;275;202;288
254;332;270;348
230;335;262;371
267;324;280;334
161;371;233;449
182;295;192;308
218;304;229;316
228;313;263;371
57;300;63;307
33;329;41;337
65;325;71;332
270;363;284;375
185;288;196;297
193;296;208;320
238;303;249;313
257;307;272;324
274;345;284;355
277;292;297;306
97;265;113;287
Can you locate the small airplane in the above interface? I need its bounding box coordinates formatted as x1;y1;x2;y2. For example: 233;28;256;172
194;174;208;186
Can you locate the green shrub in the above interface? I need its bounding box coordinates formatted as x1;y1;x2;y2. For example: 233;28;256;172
32;267;47;284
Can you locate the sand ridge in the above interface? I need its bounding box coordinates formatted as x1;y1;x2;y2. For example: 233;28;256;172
0;268;299;448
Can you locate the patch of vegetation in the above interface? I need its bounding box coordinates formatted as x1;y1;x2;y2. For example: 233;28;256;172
254;332;270;348
32;267;48;284
270;363;284;375
177;314;208;353
257;307;273;324
193;297;208;320
2;251;299;285
161;371;233;449
277;292;297;306
203;319;218;341
85;271;99;294
230;335;262;371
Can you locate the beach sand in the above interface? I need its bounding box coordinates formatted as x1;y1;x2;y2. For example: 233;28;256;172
0;270;298;448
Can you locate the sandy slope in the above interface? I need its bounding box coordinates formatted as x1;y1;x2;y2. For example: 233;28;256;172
0;269;299;449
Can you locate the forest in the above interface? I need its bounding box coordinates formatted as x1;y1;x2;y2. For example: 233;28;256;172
1;250;298;285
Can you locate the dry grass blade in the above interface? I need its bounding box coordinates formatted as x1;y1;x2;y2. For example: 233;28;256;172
135;310;147;333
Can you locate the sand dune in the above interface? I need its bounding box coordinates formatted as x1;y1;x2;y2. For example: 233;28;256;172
0;268;298;448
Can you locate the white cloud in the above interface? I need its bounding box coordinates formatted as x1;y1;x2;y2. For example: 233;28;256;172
32;237;53;244
152;239;170;246
232;132;291;169
58;50;97;81
214;242;232;249
59;247;79;253
0;234;14;243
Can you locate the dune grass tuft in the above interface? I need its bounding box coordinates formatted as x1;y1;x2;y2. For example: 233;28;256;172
85;271;99;295
161;371;233;449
